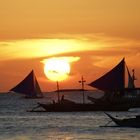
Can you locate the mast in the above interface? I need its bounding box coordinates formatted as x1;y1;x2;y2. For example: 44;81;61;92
79;76;86;104
123;58;125;90
132;69;136;87
56;81;60;103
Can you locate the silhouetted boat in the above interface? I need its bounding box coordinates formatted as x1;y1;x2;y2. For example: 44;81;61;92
105;112;140;128
32;94;130;112
10;70;43;99
88;58;140;108
37;102;129;112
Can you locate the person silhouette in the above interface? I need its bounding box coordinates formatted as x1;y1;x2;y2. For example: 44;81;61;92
61;95;64;101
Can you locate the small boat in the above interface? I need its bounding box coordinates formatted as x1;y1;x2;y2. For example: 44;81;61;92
10;70;43;99
105;112;140;127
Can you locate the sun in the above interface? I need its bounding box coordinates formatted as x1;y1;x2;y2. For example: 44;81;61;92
43;58;71;81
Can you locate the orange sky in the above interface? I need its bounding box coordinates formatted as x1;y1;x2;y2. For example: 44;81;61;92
0;0;140;92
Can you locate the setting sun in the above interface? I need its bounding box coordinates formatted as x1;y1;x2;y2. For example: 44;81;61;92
43;57;71;81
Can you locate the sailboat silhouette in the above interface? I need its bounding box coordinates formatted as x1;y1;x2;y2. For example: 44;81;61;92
88;58;140;108
10;70;43;99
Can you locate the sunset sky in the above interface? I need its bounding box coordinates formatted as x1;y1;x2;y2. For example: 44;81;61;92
0;0;140;92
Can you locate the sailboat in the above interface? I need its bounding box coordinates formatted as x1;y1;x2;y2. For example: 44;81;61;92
10;70;43;99
88;58;140;108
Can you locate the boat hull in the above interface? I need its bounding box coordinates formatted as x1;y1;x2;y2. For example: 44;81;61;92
105;113;140;127
38;103;130;112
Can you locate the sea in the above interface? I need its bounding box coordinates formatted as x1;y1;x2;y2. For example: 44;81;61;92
0;91;140;140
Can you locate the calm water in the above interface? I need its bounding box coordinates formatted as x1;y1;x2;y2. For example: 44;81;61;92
0;92;140;140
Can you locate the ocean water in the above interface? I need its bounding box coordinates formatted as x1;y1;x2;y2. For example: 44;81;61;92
0;92;140;140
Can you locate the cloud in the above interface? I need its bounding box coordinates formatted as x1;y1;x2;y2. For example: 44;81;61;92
0;33;140;61
42;56;80;64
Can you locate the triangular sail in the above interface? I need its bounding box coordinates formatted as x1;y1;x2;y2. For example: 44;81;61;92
88;59;125;91
10;70;43;98
126;65;135;88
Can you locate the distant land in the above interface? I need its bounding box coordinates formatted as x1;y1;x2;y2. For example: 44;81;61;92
53;89;100;92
